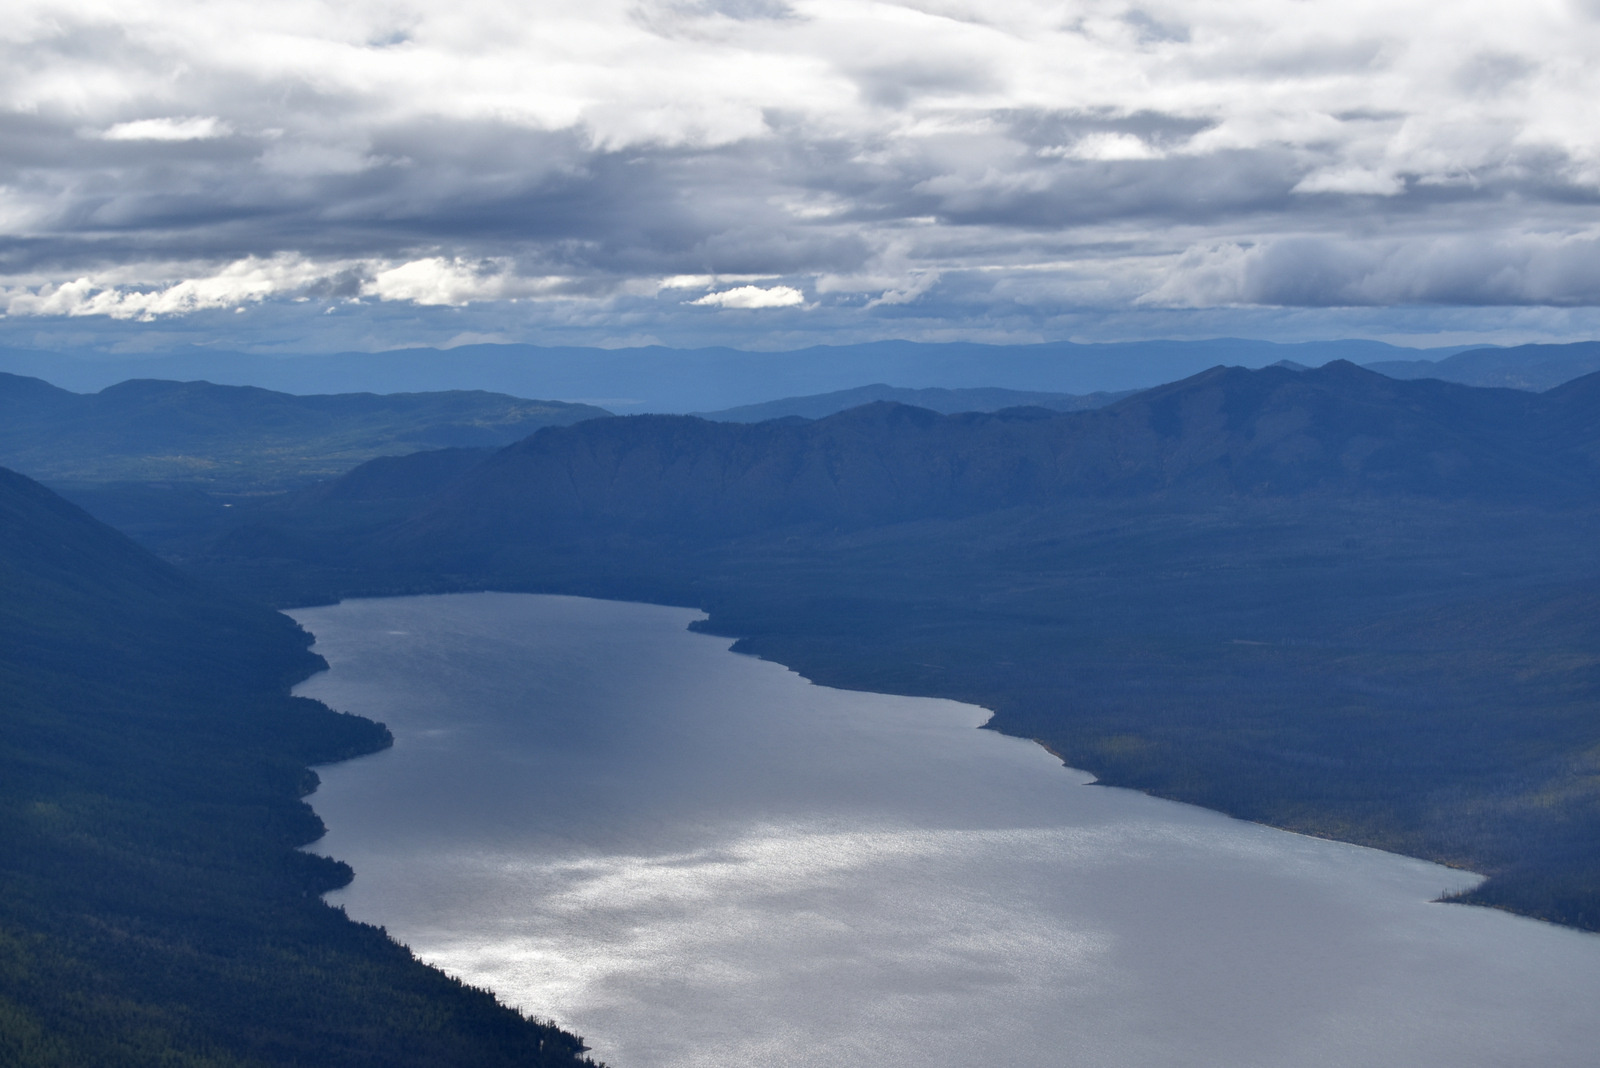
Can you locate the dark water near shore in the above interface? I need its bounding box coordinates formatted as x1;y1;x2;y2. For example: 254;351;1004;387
292;593;1600;1068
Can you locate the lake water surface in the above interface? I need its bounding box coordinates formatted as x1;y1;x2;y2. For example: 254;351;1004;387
291;593;1600;1068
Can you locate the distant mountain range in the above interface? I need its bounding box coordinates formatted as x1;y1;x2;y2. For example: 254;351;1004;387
695;383;1138;421
16;338;1600;573
10;342;1600;512
240;362;1595;562
0;337;1479;411
10;337;1600;417
0;372;607;493
1367;341;1600;391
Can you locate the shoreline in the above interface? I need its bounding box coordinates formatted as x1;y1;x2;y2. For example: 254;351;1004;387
287;587;1549;932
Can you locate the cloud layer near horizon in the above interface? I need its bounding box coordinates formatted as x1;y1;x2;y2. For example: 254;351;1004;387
4;0;1600;348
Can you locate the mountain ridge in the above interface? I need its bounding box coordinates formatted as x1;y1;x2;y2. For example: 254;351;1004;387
694;383;1138;421
331;362;1589;561
0;337;1477;411
1367;339;1600;391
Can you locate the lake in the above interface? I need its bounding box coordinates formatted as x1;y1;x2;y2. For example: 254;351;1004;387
290;592;1600;1068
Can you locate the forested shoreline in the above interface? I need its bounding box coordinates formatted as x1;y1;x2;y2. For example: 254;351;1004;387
0;466;601;1067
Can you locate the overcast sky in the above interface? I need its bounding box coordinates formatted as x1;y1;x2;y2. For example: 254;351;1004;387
4;0;1600;353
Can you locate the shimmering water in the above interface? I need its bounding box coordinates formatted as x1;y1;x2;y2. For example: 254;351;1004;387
291;593;1600;1068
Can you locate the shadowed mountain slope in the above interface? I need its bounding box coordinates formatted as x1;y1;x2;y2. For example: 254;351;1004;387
303;362;1586;561
0;466;597;1067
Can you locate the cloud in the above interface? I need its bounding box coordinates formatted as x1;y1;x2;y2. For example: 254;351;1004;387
1040;133;1164;162
2;0;1600;347
689;285;806;309
0;254;593;318
362;258;573;305
101;116;231;141
865;271;941;308
0;255;337;319
1142;233;1600;308
1291;168;1405;197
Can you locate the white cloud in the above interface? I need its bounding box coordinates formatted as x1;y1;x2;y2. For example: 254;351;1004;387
1292;168;1405;196
10;0;1592;181
658;274;782;290
690;284;806;308
362;258;571;305
101;116;232;141
3;0;1600;334
0;255;336;319
1041;133;1164;162
0;255;589;319
864;270;941;308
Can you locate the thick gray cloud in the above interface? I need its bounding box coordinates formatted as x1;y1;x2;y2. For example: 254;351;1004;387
2;0;1600;349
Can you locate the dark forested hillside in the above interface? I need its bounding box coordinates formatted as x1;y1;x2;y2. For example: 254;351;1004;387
233;361;1587;560
446;360;1585;525
0;466;598;1067
195;362;1600;931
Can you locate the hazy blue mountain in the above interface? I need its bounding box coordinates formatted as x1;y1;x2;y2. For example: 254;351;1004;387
695;383;1138;421
323;362;1580;552
1366;340;1600;391
195;361;1600;933
0;338;1475;412
218;361;1600;572
0;372;608;492
0;465;595;1067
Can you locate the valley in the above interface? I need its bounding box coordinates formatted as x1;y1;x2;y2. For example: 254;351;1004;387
168;360;1600;930
10;348;1600;1064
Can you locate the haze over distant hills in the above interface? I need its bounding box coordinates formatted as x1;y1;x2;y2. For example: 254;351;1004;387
11;338;1600;417
0;372;606;493
1367;341;1600;391
687;343;1600;420
695;384;1137;422
0;338;1478;412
